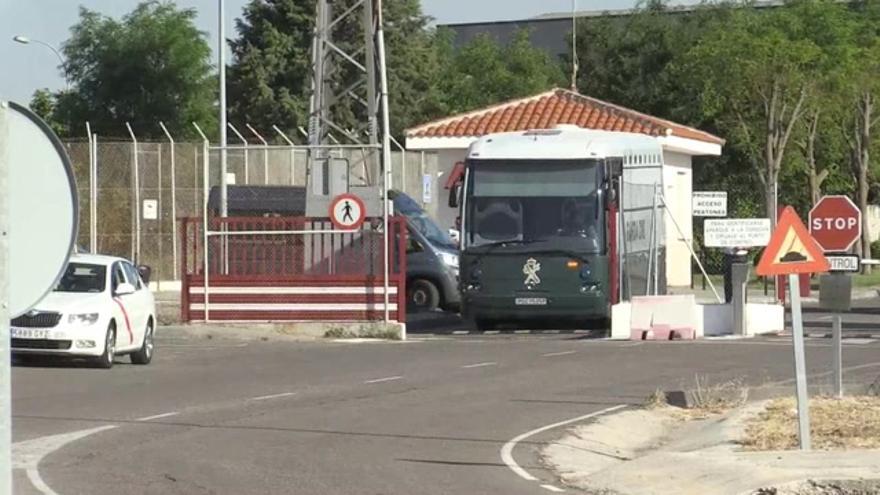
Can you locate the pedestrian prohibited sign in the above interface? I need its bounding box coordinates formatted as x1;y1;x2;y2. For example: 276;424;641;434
329;193;366;230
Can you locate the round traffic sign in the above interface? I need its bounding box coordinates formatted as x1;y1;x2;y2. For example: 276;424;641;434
329;193;366;230
4;101;78;317
809;195;861;252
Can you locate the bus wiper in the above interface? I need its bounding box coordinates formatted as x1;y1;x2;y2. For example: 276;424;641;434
523;248;594;264
470;238;546;264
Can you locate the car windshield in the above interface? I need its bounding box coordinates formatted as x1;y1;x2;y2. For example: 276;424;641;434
393;192;457;250
55;263;107;293
465;160;604;253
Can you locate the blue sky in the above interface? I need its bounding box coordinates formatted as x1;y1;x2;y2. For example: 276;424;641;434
1;0;647;104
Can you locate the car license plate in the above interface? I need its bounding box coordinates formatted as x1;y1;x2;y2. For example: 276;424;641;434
10;328;49;339
515;297;547;306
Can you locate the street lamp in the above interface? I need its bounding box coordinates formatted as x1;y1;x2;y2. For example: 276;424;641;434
13;35;69;91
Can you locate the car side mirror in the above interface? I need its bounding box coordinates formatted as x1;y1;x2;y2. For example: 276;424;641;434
448;183;461;208
138;265;152;284
116;282;136;296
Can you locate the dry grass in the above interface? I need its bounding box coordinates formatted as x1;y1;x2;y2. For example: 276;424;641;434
644;388;668;409
742;396;880;451
643;376;748;421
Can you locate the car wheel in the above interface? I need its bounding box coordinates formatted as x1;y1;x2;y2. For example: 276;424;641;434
130;320;154;365
408;279;440;312
96;324;116;369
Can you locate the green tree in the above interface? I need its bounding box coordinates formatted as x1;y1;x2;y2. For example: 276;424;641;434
437;29;565;115
227;0;445;139
677;2;827;229
28;88;66;136
51;1;216;139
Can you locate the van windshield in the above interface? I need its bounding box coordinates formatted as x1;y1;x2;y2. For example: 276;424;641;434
393;192;457;250
465;160;604;253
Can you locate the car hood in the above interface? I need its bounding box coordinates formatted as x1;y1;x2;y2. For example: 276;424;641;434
32;291;106;315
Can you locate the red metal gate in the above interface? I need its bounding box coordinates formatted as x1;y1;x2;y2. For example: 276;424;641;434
180;216;407;322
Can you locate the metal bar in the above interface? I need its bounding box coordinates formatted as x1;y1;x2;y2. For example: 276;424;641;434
228;123;249;184
390;135;405;196
202;139;210;322
157;142;163;289
205;229;367;236
125;122;141;263
245;124;269;184
219;0;228;218
647;186;657;296
86;122;96;253
833;313;843;398
0;100;13;495
659;190;722;303
377;0;391;323
789;273;811;450
209;143;379;151
159;122;178;280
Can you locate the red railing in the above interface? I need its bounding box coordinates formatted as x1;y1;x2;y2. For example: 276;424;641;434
180;216;407;323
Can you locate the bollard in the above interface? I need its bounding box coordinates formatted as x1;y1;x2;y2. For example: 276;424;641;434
731;262;750;336
819;272;852;398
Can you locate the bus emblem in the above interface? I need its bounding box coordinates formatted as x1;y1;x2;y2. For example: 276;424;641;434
523;258;541;287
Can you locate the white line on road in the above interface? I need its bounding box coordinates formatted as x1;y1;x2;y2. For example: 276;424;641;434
364;376;403;384
461;362;497;369
541;484;566;492
542;351;576;357
484;330;500;335
500;404;627;482
14;425;117;495
452;330;469;335
136;411;180;421
249;392;297;401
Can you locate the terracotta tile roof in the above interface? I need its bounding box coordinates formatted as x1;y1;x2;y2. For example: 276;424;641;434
405;88;724;145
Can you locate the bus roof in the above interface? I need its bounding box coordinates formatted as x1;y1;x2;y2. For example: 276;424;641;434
466;127;663;161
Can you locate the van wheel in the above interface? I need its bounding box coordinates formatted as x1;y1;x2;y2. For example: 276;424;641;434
408;279;440;312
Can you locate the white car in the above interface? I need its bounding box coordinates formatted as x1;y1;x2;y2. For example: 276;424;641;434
11;254;156;368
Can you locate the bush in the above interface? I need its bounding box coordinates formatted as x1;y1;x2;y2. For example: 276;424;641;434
872;240;880;260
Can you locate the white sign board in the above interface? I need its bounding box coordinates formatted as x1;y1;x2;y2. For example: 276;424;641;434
827;255;860;272
225;172;236;185
704;218;771;248
422;174;432;204
143;199;158;220
693;191;727;217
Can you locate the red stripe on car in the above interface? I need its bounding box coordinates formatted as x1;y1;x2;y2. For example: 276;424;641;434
112;298;134;344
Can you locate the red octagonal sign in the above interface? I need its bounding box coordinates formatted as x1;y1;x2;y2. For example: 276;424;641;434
809;195;862;252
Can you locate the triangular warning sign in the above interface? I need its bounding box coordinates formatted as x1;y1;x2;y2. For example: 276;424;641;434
756;207;830;276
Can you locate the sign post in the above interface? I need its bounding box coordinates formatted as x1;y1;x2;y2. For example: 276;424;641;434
756;206;830;451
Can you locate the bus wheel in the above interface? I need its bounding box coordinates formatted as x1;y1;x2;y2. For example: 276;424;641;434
408;279;440;312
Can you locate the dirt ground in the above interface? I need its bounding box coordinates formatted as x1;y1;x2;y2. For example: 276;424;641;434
753;479;880;495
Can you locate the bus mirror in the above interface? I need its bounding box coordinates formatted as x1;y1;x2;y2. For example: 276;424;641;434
448;183;461;208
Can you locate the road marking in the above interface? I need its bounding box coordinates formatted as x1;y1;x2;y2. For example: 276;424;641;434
514;330;530;334
500;404;627;482
136;411;180;421
452;330;469;335
364;375;403;384
484;330;500;335
14;425;117;495
249;392;297;401
461;361;496;369
542;351;576;357
541;330;560;334
541;484;566;492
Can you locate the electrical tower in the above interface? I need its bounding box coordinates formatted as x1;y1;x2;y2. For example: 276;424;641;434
307;0;390;209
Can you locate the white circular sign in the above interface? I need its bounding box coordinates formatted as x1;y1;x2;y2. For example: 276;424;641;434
329;193;366;230
4;102;77;318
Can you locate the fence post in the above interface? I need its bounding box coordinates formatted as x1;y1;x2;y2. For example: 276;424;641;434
159;122;178;281
228;123;248;185
273;125;297;186
86;122;97;253
245;124;269;185
125;123;141;263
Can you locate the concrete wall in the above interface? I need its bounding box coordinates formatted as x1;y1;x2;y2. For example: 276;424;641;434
662;151;694;287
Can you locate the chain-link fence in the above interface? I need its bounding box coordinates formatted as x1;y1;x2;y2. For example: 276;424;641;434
65;136;437;286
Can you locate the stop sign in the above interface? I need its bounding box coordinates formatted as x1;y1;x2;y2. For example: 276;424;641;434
809;195;862;252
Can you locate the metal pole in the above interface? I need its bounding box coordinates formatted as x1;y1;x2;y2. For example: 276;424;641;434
203;139;210;322
228;123;248;184
647;185;657;295
159;122;178;281
390;135;405;194
376;0;393;326
245;124;269;185
833;313;843;398
789;273;811;450
659;190;722;303
0;100;13;495
125;123;141;263
193;122;209;217
653;184;660;295
157;142;163;289
273;125;296;185
86;122;96;253
219;0;228;217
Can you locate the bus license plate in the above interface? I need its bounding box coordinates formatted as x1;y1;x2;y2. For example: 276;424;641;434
515;297;547;306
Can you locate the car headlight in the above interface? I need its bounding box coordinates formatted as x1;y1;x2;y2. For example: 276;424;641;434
68;313;100;326
440;252;459;269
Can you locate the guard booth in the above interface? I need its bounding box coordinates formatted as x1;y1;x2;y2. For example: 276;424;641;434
179;144;407;324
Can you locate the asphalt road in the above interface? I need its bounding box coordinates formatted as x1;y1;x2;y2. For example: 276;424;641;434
12;330;880;495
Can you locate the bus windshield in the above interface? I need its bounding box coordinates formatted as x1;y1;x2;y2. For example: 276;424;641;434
465;160;604;253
